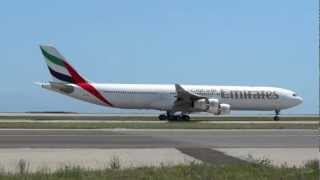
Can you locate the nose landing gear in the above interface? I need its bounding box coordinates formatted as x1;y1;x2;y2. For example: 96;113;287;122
274;110;280;121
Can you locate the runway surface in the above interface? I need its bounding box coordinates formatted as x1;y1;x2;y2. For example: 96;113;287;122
0;120;317;124
0;129;318;172
0;129;317;148
0;113;318;172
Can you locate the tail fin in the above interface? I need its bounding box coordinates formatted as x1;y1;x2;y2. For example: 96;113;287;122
40;45;87;84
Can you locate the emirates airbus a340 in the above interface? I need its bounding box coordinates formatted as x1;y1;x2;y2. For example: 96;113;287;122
37;45;303;121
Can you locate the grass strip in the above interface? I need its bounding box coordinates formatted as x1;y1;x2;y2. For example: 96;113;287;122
0;160;318;180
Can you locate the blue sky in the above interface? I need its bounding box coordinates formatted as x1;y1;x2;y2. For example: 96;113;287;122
0;0;318;114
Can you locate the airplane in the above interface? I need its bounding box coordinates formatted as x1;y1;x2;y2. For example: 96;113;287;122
37;45;303;121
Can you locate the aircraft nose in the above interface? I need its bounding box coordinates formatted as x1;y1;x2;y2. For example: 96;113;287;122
293;96;303;106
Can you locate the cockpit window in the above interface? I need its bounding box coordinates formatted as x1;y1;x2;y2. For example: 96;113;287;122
292;93;297;97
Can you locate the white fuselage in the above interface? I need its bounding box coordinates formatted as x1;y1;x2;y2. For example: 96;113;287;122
38;45;303;116
43;83;303;113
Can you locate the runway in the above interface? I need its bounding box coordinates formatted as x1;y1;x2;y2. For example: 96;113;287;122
0;129;317;148
0;120;317;124
0;129;318;172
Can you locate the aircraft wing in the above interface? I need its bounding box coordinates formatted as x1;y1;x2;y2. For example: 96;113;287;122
171;84;206;112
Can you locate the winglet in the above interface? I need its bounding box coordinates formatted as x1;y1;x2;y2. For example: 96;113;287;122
175;83;184;93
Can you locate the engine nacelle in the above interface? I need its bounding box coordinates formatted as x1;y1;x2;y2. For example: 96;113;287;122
193;99;209;111
193;99;230;115
215;103;231;115
207;99;219;114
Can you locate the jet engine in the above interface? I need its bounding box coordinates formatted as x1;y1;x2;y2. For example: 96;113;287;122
193;98;219;112
207;99;219;113
215;103;231;115
193;98;230;115
193;99;209;111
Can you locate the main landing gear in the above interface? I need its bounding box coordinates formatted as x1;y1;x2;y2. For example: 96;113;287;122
273;110;280;121
158;111;190;121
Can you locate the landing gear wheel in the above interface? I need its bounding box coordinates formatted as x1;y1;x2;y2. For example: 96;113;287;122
166;111;177;121
163;111;191;121
167;116;177;121
158;114;167;120
274;110;280;121
181;115;190;121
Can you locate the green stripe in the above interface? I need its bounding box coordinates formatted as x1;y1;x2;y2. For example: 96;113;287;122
41;48;65;67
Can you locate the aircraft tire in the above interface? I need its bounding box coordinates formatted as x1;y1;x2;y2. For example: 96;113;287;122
182;115;190;121
158;114;167;120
